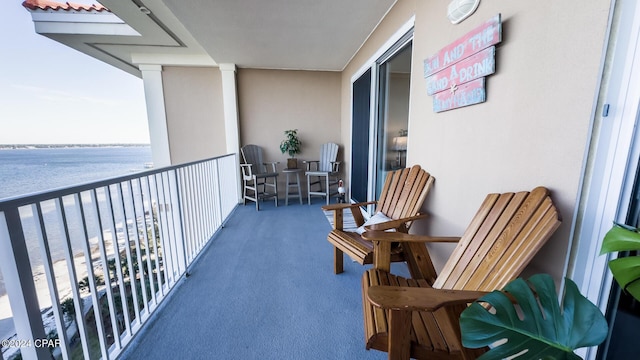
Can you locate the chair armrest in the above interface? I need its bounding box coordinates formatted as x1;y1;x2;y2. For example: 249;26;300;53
303;160;319;171
239;163;253;177
263;161;280;172
367;286;489;312
321;201;377;211
364;213;429;231
331;161;341;172
322;201;377;230
362;231;461;243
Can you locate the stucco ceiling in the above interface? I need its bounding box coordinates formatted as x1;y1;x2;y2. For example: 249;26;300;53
25;0;397;75
161;0;397;70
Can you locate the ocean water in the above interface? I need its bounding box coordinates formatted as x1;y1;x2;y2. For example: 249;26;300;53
0;146;152;200
0;146;152;300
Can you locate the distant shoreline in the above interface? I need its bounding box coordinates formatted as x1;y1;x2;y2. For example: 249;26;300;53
0;144;150;149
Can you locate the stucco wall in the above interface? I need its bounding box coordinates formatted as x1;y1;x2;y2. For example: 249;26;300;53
340;0;417;183
162;66;227;164
237;69;342;191
341;0;612;280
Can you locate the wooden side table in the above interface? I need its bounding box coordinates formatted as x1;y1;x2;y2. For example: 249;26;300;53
282;168;303;205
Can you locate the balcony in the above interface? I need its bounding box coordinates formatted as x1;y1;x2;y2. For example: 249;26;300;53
0;154;393;359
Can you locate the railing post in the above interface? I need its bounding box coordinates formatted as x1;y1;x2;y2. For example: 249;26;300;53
215;158;225;228
0;209;49;359
174;169;189;276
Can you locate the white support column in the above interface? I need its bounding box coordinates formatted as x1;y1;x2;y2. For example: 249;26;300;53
140;64;172;168
219;63;243;202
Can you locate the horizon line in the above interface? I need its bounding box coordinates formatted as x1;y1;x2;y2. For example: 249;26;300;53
0;143;151;145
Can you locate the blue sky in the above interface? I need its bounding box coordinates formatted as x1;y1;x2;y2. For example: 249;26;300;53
0;2;150;144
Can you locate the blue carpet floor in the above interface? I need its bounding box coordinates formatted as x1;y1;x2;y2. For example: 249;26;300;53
119;201;408;359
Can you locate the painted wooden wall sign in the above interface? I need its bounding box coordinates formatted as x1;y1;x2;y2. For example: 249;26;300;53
426;46;495;95
433;78;485;113
424;14;502;113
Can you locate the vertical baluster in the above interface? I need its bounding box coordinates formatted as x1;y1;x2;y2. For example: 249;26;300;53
159;172;177;284
115;183;141;327
189;166;200;260
140;177;158;306
204;160;216;240
102;185;132;339
128;179;150;322
58;196;92;359
190;164;201;252
205;160;215;241
177;168;192;264
91;188;123;353
200;161;209;241
77;191;109;359
215;158;224;225
33;202;71;359
222;156;233;221
0;209;48;359
215;158;225;226
97;188;127;355
153;173;172;292
210;160;219;233
166;170;181;275
232;154;241;215
203;161;213;244
200;161;209;242
212;158;223;224
172;169;188;276
147;175;164;298
190;165;200;257
167;170;186;274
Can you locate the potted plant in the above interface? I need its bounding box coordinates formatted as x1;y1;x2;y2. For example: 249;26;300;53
601;223;640;301
280;129;301;169
460;274;608;359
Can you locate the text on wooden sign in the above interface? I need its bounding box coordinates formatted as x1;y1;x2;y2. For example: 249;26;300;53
423;14;501;78
426;46;495;95
433;78;485;113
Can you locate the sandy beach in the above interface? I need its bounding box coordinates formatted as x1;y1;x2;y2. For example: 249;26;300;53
0;234;118;342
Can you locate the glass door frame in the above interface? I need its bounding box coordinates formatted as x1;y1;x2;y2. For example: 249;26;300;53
569;1;640;359
348;17;415;215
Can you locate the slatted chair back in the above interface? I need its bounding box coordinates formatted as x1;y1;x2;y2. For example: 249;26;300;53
324;165;434;275
241;144;267;175
318;142;339;172
434;186;561;292
360;186;562;359
375;166;433;222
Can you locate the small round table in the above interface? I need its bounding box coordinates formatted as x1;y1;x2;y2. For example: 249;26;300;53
282;168;304;205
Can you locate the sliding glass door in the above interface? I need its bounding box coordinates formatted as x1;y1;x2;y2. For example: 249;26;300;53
349;31;413;209
375;42;412;198
350;69;372;204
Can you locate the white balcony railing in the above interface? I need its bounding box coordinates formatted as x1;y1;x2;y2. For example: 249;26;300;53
0;154;239;360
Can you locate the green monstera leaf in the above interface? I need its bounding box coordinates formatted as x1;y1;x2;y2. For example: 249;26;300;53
601;223;640;302
460;274;607;360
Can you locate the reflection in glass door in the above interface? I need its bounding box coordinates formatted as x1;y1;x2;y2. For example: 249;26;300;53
598;156;640;360
350;69;372;204
375;42;412;199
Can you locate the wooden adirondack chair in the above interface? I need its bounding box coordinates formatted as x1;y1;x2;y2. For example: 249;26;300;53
361;186;562;360
322;165;435;276
305;142;341;205
240;144;279;211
